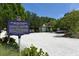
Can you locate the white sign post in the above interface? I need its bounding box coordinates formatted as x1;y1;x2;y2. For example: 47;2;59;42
18;35;21;56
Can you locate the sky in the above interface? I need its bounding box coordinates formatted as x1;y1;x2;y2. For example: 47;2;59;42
23;3;79;19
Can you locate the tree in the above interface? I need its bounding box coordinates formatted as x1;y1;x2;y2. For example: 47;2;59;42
0;3;27;29
58;10;79;37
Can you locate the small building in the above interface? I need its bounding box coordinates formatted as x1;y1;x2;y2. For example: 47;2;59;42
46;21;53;32
39;24;47;32
41;24;47;32
39;21;53;32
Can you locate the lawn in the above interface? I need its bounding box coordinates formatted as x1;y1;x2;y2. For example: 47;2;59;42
0;44;19;56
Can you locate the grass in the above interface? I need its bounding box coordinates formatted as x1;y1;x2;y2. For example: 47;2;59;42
0;44;49;56
0;44;19;56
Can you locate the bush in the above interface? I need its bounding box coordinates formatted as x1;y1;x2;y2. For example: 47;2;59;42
0;37;19;56
63;32;72;37
70;32;79;38
21;45;49;56
0;37;19;49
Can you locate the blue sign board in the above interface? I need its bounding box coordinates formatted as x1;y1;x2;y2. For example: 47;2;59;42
7;21;29;36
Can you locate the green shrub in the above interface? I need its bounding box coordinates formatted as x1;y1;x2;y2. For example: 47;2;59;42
21;45;49;56
70;32;79;38
0;37;19;49
0;37;19;56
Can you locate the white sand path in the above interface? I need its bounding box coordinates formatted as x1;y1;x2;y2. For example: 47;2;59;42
10;32;79;56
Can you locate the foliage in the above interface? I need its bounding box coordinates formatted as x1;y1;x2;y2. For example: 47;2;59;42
0;37;19;49
26;11;56;32
0;3;27;29
21;45;49;56
58;10;79;38
0;3;56;32
1;3;79;38
0;37;19;56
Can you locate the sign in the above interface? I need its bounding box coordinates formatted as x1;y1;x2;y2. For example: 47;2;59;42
7;21;29;36
7;20;30;56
